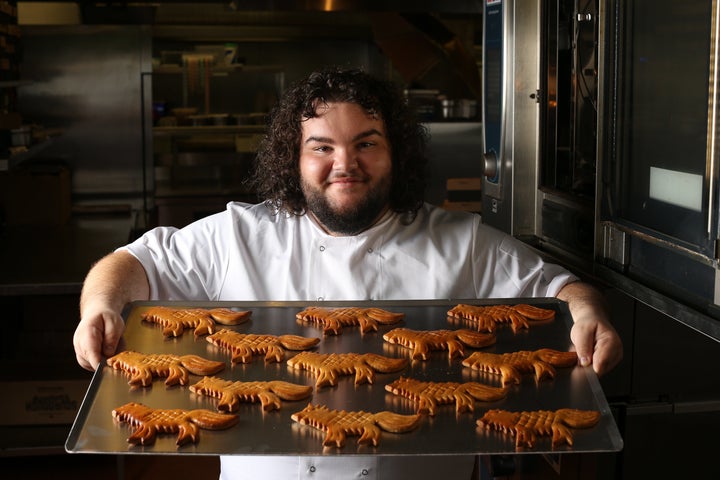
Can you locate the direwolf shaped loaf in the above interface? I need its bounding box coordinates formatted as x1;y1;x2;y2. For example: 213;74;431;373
111;402;239;446
476;408;601;449
296;306;404;335
291;403;421;447
447;303;555;333
142;306;251;337
189;375;312;412
461;348;578;386
107;350;225;387
287;351;407;388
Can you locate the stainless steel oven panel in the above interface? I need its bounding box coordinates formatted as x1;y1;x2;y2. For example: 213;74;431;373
482;0;542;237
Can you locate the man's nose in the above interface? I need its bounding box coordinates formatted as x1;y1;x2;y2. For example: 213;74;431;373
332;147;359;171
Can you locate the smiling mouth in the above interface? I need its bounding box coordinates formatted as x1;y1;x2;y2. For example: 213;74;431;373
328;175;365;186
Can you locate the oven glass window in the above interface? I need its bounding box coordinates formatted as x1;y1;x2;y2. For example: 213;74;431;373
615;0;713;251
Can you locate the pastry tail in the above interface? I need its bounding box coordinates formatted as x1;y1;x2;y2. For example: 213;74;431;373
362;353;408;373
278;334;321;351
179;354;226;376
268;381;313;401
373;411;422;433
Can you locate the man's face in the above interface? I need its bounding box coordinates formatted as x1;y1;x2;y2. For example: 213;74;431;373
299;102;393;235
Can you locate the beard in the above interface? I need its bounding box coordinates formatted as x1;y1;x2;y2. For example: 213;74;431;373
303;177;392;235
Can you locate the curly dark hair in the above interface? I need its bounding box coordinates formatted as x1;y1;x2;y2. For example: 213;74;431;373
249;66;429;219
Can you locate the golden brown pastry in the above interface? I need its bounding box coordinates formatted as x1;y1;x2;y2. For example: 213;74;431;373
111;402;239;446
291;403;421;447
461;349;578;386
107;350;225;387
141;306;251;337
296;306;404;335
206;328;320;364
385;376;507;415
383;327;496;360
287;351;408;388
447;303;555;333
189;375;313;412
476;408;601;449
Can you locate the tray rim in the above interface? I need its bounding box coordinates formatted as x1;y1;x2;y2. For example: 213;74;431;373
66;298;624;456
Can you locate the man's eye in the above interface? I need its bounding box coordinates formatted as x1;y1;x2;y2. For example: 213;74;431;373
314;146;331;152
358;142;375;149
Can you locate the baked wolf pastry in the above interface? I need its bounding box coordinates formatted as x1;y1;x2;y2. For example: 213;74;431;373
291;403;421;447
287;351;408;388
111;402;239;446
189;375;313;412
107;350;225;387
295;306;404;335
461;348;578;386
385;376;508;415
447;303;555;333
383;327;496;360
141;306;251;337
476;408;601;449
206;328;320;364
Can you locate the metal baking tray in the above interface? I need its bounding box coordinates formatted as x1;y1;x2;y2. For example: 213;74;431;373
66;299;623;456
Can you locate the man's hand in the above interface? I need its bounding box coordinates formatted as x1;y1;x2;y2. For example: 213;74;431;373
73;306;125;371
557;281;623;376
74;250;150;371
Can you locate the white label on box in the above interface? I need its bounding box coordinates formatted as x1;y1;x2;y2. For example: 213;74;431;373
0;380;89;425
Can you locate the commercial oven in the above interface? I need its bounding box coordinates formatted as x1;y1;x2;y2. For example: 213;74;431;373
597;4;720;476
481;0;720;478
597;0;720;324
482;0;597;266
482;0;720;329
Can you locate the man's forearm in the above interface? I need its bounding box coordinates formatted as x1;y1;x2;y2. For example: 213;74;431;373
556;281;611;324
79;250;150;315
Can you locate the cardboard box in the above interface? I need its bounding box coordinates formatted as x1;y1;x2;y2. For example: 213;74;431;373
443;177;482;213
442;200;482;213
446;177;482;191
0;163;72;225
0;380;89;425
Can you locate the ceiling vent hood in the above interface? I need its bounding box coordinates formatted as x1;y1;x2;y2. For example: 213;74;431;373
17;0;481;24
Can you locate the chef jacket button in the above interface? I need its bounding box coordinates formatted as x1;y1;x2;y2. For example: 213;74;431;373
319;245;325;252
317;297;324;301
361;468;369;475
309;465;316;472
367;247;373;253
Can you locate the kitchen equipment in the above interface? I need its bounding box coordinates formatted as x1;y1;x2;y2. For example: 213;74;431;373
404;89;440;122
480;0;598;265
10;126;31;146
442;99;479;120
598;0;720;320
224;42;238;65
171;107;198;126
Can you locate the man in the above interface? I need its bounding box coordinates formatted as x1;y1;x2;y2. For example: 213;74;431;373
74;67;622;479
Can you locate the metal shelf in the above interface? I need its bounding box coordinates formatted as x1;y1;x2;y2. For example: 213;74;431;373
0;138;54;172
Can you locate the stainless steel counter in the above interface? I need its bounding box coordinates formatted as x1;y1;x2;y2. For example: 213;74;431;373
66;299;622;457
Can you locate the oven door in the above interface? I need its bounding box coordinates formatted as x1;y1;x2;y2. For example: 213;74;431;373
598;0;720;317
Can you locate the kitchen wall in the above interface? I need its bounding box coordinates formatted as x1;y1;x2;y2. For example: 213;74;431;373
15;10;483;228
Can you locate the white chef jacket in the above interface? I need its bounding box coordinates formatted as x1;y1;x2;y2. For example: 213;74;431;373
123;201;578;480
